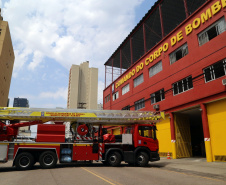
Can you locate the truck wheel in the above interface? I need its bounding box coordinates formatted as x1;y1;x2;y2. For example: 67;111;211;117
15;152;34;170
102;161;109;166
107;152;121;167
128;162;134;166
136;152;149;167
39;151;57;169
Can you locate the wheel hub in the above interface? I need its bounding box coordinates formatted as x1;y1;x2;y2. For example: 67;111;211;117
19;156;30;167
110;155;116;163
138;155;144;163
43;154;54;165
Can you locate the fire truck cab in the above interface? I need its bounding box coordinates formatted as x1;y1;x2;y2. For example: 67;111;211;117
0;107;164;170
103;124;159;167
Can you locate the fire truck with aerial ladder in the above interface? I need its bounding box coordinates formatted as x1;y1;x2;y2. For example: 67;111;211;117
0;107;165;170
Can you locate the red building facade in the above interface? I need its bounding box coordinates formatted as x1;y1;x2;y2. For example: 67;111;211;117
103;0;226;162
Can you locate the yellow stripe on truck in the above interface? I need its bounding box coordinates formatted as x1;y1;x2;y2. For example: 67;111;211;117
30;112;97;118
15;143;60;146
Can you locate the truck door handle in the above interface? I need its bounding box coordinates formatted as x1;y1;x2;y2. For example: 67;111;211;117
144;142;147;145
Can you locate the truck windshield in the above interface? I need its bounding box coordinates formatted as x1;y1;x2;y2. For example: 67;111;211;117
138;126;156;140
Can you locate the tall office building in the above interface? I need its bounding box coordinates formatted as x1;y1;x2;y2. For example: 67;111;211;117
13;97;29;107
67;61;98;109
0;9;15;107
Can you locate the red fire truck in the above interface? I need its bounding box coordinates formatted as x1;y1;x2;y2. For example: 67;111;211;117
0;107;164;170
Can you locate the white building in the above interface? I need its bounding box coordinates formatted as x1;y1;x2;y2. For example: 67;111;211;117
67;61;98;109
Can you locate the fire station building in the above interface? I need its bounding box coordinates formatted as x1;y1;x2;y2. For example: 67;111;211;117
103;0;226;162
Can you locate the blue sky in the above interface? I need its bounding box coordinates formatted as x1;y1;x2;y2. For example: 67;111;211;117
0;0;155;108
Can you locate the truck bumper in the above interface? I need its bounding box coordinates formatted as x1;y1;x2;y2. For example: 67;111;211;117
150;151;160;161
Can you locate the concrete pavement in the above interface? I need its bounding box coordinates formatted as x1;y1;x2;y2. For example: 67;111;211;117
0;157;226;184
153;157;226;181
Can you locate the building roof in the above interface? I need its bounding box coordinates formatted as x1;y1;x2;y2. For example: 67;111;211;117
104;0;206;69
104;0;161;66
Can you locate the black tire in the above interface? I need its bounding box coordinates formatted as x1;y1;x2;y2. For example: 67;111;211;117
32;161;36;166
136;152;149;167
128;162;134;166
107;152;121;167
39;151;57;169
102;161;109;166
15;152;34;170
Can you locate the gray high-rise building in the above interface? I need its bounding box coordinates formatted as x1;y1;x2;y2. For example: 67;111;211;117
67;61;98;109
13;97;29;107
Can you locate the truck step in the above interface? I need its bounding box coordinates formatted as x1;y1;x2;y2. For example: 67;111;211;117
8;143;15;160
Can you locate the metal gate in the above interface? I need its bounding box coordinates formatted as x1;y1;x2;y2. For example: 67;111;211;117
174;113;192;158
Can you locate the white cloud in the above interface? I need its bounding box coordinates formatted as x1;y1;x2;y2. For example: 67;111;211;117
39;87;68;100
9;87;68;108
32;103;66;109
2;0;144;72
12;47;32;77
28;51;44;70
2;0;146;107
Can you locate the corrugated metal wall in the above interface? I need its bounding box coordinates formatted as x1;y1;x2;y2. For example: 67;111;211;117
174;113;192;158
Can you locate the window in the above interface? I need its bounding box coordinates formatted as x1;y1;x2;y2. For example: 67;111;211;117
198;17;226;46
122;84;130;95
122;105;130;110
135;98;145;110
105;94;110;103
112;84;115;93
138;126;156;140
204;59;226;82
149;61;162;77
169;43;188;64
173;76;193;95
134;74;144;87
151;89;165;104
112;91;119;101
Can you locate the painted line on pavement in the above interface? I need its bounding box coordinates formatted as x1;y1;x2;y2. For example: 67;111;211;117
81;167;122;185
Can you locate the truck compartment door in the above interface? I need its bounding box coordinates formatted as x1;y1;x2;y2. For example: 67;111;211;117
72;144;98;161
